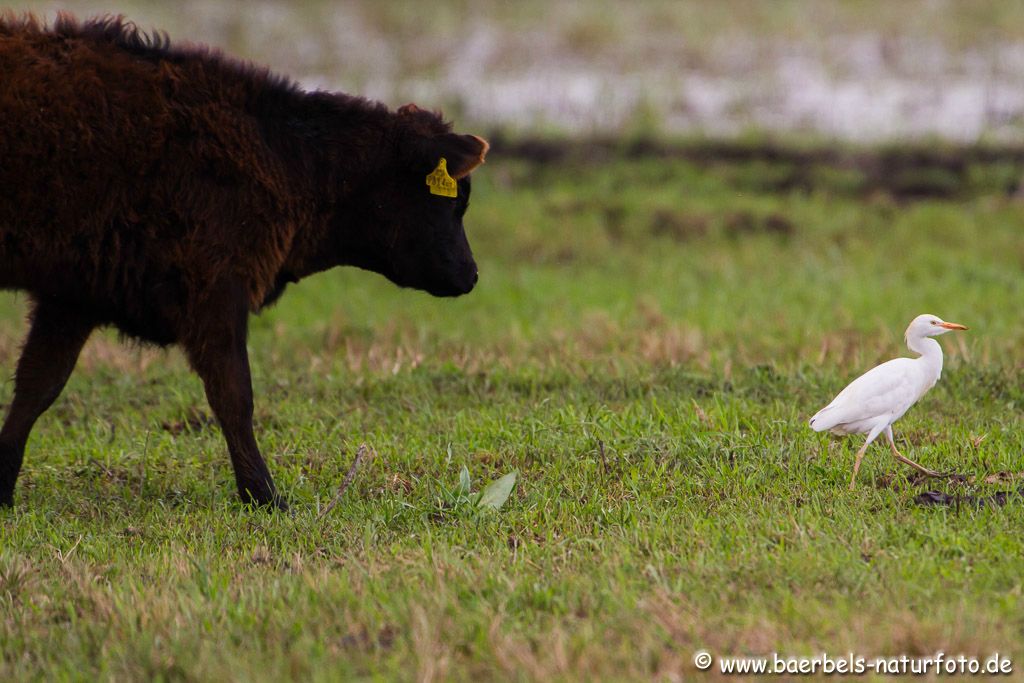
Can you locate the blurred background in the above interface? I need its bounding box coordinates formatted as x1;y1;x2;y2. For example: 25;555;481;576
15;0;1024;141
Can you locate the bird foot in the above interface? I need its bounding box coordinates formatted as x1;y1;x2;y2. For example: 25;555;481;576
894;454;945;478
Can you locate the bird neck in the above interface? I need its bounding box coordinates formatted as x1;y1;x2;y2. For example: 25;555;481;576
907;335;943;373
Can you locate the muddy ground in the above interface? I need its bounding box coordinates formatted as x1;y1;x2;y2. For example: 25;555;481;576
489;132;1024;199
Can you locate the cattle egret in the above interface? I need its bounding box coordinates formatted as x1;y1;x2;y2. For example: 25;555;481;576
810;314;968;489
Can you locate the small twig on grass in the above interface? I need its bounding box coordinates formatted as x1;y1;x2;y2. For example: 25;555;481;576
691;399;714;429
318;443;373;520
137;430;150;498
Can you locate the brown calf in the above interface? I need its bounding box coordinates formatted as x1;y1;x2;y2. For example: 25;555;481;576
0;14;489;509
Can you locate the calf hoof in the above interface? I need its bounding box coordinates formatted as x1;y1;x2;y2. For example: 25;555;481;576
239;486;288;512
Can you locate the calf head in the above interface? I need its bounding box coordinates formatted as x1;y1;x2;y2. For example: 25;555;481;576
358;105;488;297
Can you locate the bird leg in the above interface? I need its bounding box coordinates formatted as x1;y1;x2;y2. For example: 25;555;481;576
886;430;943;478
849;441;870;491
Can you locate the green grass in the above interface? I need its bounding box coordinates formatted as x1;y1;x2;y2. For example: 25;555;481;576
3;151;1024;681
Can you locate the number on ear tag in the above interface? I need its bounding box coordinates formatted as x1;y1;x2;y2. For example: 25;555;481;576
426;158;457;197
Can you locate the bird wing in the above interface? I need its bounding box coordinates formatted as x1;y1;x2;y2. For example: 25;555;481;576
810;358;920;432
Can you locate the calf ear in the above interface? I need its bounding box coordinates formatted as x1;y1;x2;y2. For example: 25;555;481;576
435;134;490;179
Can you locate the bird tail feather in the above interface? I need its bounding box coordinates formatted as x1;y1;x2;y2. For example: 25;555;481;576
809;404;837;432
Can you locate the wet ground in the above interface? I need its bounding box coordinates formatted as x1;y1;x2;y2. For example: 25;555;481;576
915;485;1024;509
19;0;1024;142
491;133;1024;199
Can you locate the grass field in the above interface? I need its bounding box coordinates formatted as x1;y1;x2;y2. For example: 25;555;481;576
2;145;1024;680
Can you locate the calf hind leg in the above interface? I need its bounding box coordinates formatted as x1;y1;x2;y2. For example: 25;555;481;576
0;302;94;507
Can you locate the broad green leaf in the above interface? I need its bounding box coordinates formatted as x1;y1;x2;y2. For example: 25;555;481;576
477;471;517;510
457;465;471;497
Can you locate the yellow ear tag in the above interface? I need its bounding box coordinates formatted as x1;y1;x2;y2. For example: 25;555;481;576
426;157;458;198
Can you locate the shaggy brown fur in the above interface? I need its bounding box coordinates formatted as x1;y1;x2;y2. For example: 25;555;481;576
0;14;489;509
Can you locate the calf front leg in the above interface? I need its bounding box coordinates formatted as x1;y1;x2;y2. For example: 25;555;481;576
183;285;283;509
0;301;94;507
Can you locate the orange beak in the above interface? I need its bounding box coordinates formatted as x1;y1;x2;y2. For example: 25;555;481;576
939;321;968;331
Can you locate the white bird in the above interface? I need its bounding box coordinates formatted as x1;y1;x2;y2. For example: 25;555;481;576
810;314;968;489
